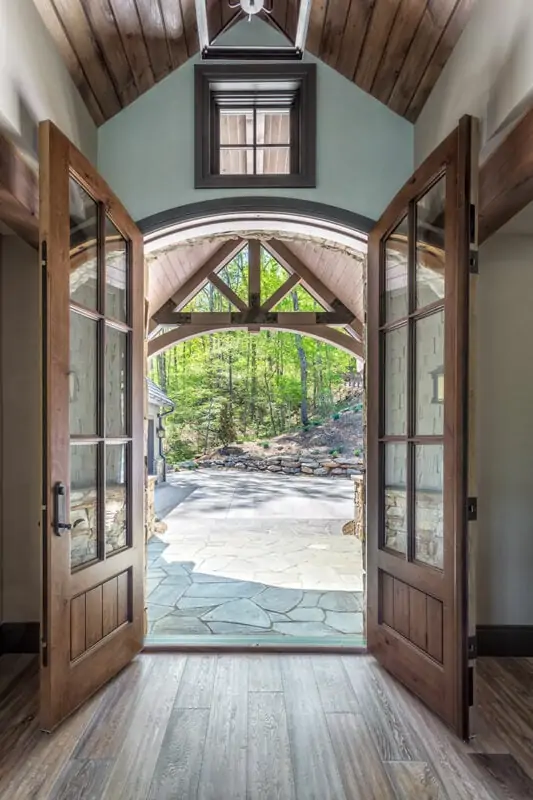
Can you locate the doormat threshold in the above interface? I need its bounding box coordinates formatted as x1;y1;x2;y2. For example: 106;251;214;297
143;633;366;651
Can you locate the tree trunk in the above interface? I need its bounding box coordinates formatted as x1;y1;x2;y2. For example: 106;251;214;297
157;353;167;392
291;290;309;426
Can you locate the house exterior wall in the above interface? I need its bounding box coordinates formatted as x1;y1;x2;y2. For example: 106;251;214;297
477;232;533;626
415;0;533;164
0;234;41;624
97;18;413;225
0;0;97;162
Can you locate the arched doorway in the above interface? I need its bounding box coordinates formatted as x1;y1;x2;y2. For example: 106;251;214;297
142;209;367;645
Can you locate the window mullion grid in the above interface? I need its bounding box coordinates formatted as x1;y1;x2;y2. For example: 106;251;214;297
97;201;107;562
253;107;257;176
125;241;133;548
378;237;386;551
406;199;417;563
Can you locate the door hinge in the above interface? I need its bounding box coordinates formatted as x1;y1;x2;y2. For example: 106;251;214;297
41;239;47;269
469;203;477;244
469;250;479;274
468;665;475;707
41;638;48;667
468;635;477;659
467;497;477;521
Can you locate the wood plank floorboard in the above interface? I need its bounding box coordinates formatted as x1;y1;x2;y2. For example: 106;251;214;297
247;691;295;800
0;655;532;798
197;655;249;800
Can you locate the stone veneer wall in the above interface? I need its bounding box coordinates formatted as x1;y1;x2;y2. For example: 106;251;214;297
146;475;156;541
188;454;364;478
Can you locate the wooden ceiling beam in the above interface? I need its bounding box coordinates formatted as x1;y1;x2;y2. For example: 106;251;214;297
208;272;248;311
0;133;39;248
149;237;246;333
264;238;337;308
264;238;365;338
260;272;300;312
153;308;354;326
479;108;533;244
248;239;261;310
148;322;363;359
167;237;245;310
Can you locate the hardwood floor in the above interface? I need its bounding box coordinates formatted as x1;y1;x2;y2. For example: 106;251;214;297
1;653;533;798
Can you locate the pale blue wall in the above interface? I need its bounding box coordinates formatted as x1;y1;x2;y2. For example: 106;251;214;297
98;19;413;224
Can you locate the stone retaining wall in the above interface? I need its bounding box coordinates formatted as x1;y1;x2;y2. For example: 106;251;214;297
181;454;365;478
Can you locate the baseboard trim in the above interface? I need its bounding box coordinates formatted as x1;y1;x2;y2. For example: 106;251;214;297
477;625;533;657
0;622;40;654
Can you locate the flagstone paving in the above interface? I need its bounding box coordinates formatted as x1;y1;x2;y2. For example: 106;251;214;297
146;469;364;639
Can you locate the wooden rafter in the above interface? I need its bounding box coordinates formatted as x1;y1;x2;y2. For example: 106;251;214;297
154;308;354;325
260;272;300;311
248;240;261;309
168;238;246;310
264;238;364;339
479;108;533;244
149;238;246;332
149;322;363;359
0;132;39;247
264;238;336;308
150;237;361;343
209;272;248;312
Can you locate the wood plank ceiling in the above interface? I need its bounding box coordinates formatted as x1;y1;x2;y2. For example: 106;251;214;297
33;0;475;126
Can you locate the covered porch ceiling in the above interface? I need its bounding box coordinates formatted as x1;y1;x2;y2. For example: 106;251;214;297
147;230;366;359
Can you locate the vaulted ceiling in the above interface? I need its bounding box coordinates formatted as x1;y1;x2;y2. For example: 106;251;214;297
33;0;475;126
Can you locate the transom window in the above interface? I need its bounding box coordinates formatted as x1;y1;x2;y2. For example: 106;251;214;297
195;64;316;189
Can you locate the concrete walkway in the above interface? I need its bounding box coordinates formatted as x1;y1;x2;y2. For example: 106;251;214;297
146;470;364;640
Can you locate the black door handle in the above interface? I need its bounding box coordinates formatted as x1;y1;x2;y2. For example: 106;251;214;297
53;482;72;536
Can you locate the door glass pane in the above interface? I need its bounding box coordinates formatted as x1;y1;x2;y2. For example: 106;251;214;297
415;445;444;568
383;443;407;555
416;177;445;308
415;310;444;435
69;178;98;311
106;326;128;437
105;218;128;323
70;311;98;436
106;444;128;555
70;444;98;569
384;216;409;323
384;325;407;435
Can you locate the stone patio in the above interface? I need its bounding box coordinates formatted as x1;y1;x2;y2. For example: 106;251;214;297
146;470;364;640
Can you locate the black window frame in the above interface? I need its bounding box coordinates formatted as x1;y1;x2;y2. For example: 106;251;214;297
195;63;316;189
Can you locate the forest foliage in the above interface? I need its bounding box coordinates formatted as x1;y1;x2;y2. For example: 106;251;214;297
149;247;360;463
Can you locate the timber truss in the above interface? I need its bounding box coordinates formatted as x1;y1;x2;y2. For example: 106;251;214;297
148;238;363;359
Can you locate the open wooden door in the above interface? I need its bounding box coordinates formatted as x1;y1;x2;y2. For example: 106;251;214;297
367;116;478;738
39;121;145;731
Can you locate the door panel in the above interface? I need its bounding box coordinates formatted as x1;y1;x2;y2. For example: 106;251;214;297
367;116;477;738
40;121;144;731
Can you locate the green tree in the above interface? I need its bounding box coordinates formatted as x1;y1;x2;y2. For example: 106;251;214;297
217;401;237;446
